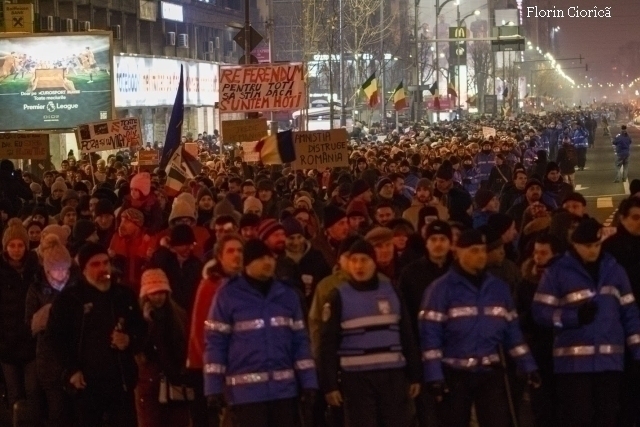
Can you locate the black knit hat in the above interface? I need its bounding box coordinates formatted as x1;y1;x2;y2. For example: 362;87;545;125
487;213;514;236
525;179;543;192
545;162;560;174
77;242;109;271
435;160;454;180
243;239;273;266
338;234;362;257
425;220;452;240
562;192;587;207
324;205;347;229
376;177;393;193
348;238;376;259
72;219;96;242
94;199;115;217
350;179;370;199
239;213;261;229
571;218;602;244
474;189;495;209
170;224;196;246
456;229;486;248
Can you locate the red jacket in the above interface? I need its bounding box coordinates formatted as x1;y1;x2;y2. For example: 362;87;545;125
109;232;155;294
186;259;226;370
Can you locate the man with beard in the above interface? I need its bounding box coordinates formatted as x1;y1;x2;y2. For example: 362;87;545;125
313;206;350;267
516;233;561;427
373;201;396;228
433;160;472;225
46;243;145;427
499;170;526;215
403;179;448;228
506;179;556;230
399;159;419;191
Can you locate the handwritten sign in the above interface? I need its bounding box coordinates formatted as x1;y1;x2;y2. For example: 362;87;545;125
482;126;496;138
0;133;48;159
222;118;268;142
292;129;349;169
219;63;305;113
77;118;142;153
138;150;159;166
241;141;260;162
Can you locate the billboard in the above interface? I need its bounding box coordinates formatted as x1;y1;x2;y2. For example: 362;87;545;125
0;32;113;131
114;55;218;108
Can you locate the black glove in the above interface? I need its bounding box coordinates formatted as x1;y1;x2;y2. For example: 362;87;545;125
426;381;448;402
207;394;225;416
577;300;598;325
527;371;542;389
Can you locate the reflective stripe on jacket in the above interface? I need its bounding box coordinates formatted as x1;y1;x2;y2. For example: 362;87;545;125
532;252;640;373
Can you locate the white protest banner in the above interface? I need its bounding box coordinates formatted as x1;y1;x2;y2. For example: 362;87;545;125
0;133;48;159
241;141;260;162
292;129;349;169
219;63;305;113
482;126;496;138
77;117;142;153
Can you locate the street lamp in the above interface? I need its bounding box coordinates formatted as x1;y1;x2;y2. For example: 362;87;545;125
434;0;458;121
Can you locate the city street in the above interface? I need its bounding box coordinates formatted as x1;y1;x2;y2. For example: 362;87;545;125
575;121;638;225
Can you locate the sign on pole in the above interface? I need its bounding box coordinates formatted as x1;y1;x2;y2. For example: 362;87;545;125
482;126;496;138
3;4;34;33
241;141;260;162
138;150;159;166
219;63;305;113
0;133;48;159
292;129;349;169
77;117;142;153
222;118;268;142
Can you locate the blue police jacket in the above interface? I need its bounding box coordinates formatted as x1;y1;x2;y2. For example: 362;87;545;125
571;128;589;148
420;266;537;382
203;274;318;405
462;167;480;197
337;279;406;372
473;152;496;181
613;132;631;158
532;252;640;374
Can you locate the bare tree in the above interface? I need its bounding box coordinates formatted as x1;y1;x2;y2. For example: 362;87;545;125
468;41;492;112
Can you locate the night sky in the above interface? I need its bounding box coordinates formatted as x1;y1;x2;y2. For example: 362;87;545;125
524;0;640;80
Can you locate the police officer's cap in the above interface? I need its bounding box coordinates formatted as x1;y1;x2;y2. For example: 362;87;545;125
571;218;602;245
456;229;486;249
425;220;452;240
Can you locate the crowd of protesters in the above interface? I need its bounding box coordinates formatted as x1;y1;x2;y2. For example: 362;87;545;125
0;106;638;427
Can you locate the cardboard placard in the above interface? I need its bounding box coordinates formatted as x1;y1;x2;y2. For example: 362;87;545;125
77;117;142;153
0;133;48;159
221;118;268;142
482;126;496;138
241;141;260;162
292;129;349;169
219;63;305;113
138;150;159;166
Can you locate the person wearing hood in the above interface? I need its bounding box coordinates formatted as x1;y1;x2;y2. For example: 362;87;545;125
26;234;77;427
26;221;43;251
196;187;216;227
0;219;39;420
282;217;331;309
516;233;561;427
186;234;243;426
613;124;632;183
120;172;164;234
544;162;572;206
472;189;500;229
45;177;68;216
532;218;640;426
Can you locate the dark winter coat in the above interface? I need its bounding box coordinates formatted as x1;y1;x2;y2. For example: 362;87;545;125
0;251;39;363
285;242;332;310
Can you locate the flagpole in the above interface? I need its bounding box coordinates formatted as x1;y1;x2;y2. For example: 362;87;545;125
395;110;399;130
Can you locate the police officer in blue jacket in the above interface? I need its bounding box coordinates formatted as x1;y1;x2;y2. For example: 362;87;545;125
532;217;640;426
319;239;422;427
613;124;632;183
571;121;589;171
203;239;318;427
420;229;539;427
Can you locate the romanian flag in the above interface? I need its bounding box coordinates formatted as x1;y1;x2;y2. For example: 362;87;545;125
164;150;188;197
361;73;379;107
447;81;458;98
392;81;407;111
160;65;184;170
254;130;296;165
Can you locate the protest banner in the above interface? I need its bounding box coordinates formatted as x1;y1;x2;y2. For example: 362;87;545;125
292;129;349;169
77;117;141;153
138;150;159;166
219;63;305;113
222;118;268;142
0;133;48;159
241;141;260;162
184;142;199;158
482;126;496;138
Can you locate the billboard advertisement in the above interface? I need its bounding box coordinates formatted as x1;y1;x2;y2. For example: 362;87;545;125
114;55;219;108
0;32;113;131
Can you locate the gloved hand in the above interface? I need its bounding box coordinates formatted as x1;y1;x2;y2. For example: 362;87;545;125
426;381;449;403
207;394;225;416
577;300;598;325
527;371;542;389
